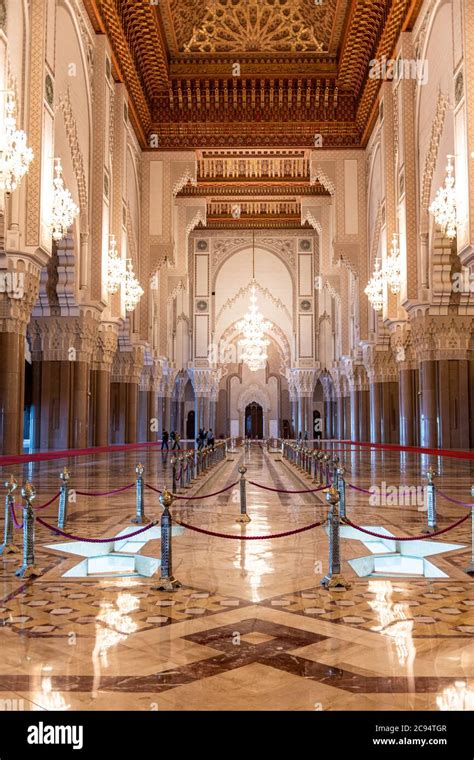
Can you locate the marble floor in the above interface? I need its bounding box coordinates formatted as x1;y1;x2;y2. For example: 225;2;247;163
0;442;473;711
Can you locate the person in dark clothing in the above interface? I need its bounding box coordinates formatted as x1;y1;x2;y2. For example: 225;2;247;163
172;431;181;450
207;428;215;451
161;430;169;451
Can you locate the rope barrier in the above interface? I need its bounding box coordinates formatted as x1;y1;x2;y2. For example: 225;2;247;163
248;481;326;494
172;516;327;540
342;513;471;542
75;483;135;497
348;483;373;494
10;503;23;529
36;516;157;543
437;489;474;508
144;481;239;499
32;492;61;511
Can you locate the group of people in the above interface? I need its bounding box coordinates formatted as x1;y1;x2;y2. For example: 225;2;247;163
160;430;181;451
160;428;215;451
196;428;215;450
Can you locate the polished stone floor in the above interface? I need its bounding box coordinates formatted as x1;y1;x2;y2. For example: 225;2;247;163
0;442;473;711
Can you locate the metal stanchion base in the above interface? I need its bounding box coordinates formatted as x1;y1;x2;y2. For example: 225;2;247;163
465;563;474;575
131;515;147;525
15;564;44;578
0;543;20;555
320;573;351;590
236;514;251;524
153;575;182;591
422;526;437;535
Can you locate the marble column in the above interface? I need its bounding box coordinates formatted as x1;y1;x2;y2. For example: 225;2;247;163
399;369;415;446
91;369;111;446
358;388;370;442
369;382;382;443
350;388;359;440
336;395;344;440
437;359;470;449
419;360;438;448
0;331;26;454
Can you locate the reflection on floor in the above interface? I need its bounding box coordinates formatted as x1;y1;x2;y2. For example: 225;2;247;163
0;443;473;711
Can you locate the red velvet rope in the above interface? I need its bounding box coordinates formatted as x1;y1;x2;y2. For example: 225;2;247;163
172;516;326;540
332;438;474;461
10;502;23;529
144;481;238;499
348;483;373;495
248;480;326;494
437;489;474;508
342;513;470;541
33;492;61;510
36;516;157;543
75;483;135;497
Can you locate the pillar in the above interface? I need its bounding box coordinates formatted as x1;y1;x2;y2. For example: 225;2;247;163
336;395;344;439
358;388;370;442
350;388;359;440
369;382;382;443
399;369;415;446
419;360;437;448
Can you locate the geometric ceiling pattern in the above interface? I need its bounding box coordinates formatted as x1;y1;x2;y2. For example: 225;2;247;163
84;0;423;150
82;0;423;227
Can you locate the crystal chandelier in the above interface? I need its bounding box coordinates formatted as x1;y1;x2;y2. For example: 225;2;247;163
123;259;144;312
364;258;384;312
106;234;125;294
0;91;33;195
429;155;457;239
49;158;79;241
237;232;271;371
383;233;401;295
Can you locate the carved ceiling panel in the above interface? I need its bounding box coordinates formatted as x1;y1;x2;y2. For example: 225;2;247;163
166;0;339;55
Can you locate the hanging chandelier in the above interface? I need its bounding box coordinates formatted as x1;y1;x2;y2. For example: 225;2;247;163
106;234;125;294
0;91;33;196
123;259;144;312
364;258;384;312
429;155;457;239
383;233;401;295
237;232;271;371
49;158;79;241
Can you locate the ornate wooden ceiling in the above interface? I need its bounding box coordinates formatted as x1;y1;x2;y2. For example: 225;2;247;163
84;0;423;151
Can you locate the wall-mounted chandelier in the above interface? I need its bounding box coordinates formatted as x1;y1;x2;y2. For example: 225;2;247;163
364;258;384;312
383;233;401;295
49;158;79;241
0;91;33;196
237;232;271;371
106;234;124;294
123;259;144;312
429;155;457;239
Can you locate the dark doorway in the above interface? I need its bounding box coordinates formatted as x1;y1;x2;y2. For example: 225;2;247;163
313;409;322;441
186;410;195;440
245;402;263;439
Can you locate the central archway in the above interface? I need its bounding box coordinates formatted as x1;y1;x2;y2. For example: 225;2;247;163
245;402;263;439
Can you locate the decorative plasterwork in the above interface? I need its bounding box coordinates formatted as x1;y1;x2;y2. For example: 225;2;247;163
310;165;336;195
237;383;271;414
57;90;88;214
215;279;292;325
369;202;383;266
211;235;296;271
172;0;337;55
420;91;450;214
302;209;322;236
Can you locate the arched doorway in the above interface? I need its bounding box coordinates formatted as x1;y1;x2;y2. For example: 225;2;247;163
186;410;195;440
245;402;263;439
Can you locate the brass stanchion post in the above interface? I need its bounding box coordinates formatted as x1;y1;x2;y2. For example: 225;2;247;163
0;475;19;555
153;489;182;591
132;463;146;524
236;465;251;523
15;481;43;578
321;485;351;590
